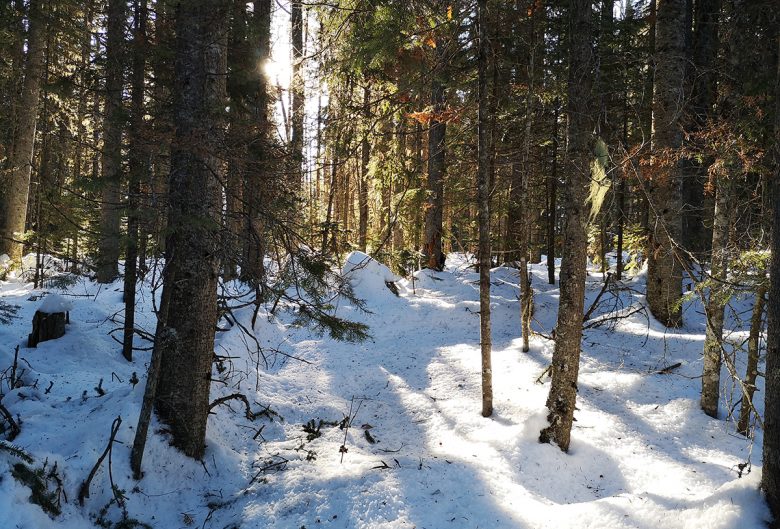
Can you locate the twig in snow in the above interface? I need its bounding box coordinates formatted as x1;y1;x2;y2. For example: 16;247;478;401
79;416;122;506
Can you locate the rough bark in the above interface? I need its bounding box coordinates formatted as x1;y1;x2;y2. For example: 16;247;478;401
123;0;148;362
761;32;780;523
700;178;731;417
154;0;228;459
681;0;720;257
476;0;492;418
539;0;594;452
0;0;45;262
547;98;559;285
422;43;446;271
646;0;686;328
239;0;271;284
96;0;126;283
290;0;304;192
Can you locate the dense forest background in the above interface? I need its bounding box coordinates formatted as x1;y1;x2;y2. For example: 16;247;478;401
1;0;780;527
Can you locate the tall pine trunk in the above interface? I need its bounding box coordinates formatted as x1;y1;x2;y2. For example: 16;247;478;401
123;0;148;362
762;32;780;521
290;0;304;193
97;0;126;283
0;0;45;263
538;0;593;452
646;0;686;327
154;0;228;459
423;43;446;270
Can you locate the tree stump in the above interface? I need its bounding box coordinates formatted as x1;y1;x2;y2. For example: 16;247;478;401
28;294;72;347
28;310;68;347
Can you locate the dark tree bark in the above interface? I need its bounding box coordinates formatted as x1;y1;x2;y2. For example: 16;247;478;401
476;0;492;418
290;0;304;192
0;0;45;263
680;0;720;257
646;0;686;328
422;43;446;271
239;0;271;284
123;0;148;362
761;31;780;523
97;0;126;283
546;98;559;285
358;86;370;251
154;0;228;459
539;0;594;452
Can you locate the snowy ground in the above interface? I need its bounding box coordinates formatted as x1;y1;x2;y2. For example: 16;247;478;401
0;253;771;528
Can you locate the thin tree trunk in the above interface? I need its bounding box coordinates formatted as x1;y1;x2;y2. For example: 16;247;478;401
539;0;594;452
123;0;148;362
358;86;370;251
154;0;228;459
290;0;304;192
738;284;766;435
547;98;559;285
476;0;492;418
97;0;127;283
0;0;45;263
700;178;731;417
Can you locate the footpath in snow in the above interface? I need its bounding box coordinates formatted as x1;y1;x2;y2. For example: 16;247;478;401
0;253;770;528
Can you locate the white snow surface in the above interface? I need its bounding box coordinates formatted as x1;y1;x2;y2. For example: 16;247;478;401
0;254;771;528
37;293;73;314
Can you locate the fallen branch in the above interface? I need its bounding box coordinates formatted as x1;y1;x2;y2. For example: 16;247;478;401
79;416;122;506
655;362;682;375
208;393;257;420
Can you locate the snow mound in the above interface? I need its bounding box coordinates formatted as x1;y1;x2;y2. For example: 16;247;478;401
38;293;73;314
341;251;401;301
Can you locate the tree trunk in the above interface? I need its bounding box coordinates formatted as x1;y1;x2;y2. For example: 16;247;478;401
476;0;492;418
737;284;766;435
97;0;126;283
123;0;148;363
761;32;780;523
422;43;446;271
539;0;593;452
547;98;559;285
646;0;686;327
700;178;731;417
154;0;228;459
0;0;45;263
358;87;370;251
681;0;720;257
290;0;304;193
240;0;271;284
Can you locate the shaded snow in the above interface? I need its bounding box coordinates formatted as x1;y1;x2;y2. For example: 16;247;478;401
0;254;771;528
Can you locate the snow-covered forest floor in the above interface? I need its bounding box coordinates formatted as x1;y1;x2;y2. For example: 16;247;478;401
0;253;771;528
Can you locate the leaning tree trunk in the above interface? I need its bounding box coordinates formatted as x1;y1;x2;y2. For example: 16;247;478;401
476;0;492;418
538;0;594;452
738;284;766;435
154;0;228;459
290;0;304;194
762;31;780;523
0;0;45;263
422;43;446;271
96;0;126;283
646;0;686;328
